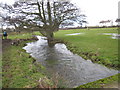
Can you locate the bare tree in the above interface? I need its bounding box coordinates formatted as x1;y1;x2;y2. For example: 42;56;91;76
0;0;86;46
0;3;26;32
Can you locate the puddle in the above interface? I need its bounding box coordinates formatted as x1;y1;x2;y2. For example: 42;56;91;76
23;36;118;87
65;33;84;36
101;33;120;39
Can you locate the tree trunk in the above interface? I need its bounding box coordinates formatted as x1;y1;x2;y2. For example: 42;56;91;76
46;32;55;47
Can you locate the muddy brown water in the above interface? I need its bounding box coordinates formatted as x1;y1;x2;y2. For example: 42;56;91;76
23;36;118;88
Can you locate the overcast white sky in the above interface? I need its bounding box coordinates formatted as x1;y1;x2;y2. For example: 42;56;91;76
0;0;119;26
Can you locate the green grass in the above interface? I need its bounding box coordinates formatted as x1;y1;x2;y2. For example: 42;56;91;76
55;27;119;69
2;41;47;88
8;31;41;40
76;73;119;88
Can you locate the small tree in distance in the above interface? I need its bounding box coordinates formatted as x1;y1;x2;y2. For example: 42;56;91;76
1;0;86;47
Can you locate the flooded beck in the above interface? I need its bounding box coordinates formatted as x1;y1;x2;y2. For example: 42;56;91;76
23;36;118;87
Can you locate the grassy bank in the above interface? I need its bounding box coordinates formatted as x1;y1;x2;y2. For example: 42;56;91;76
3;41;45;88
55;27;119;69
2;33;57;88
76;73;119;88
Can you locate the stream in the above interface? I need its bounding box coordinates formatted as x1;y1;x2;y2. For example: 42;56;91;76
23;36;118;88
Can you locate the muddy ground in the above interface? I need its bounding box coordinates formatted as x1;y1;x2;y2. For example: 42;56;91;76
2;39;12;52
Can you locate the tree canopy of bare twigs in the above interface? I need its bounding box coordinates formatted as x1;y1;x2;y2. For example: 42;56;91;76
0;0;86;46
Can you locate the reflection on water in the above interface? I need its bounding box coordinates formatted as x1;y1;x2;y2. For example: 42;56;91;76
102;33;120;39
65;33;84;36
23;36;118;87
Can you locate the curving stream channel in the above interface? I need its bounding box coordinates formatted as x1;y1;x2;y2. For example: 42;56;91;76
23;36;118;88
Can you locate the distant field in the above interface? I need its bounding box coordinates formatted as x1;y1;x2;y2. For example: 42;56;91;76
55;27;119;69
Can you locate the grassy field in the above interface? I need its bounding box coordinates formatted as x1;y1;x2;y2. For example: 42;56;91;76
8;31;41;40
55;27;119;69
